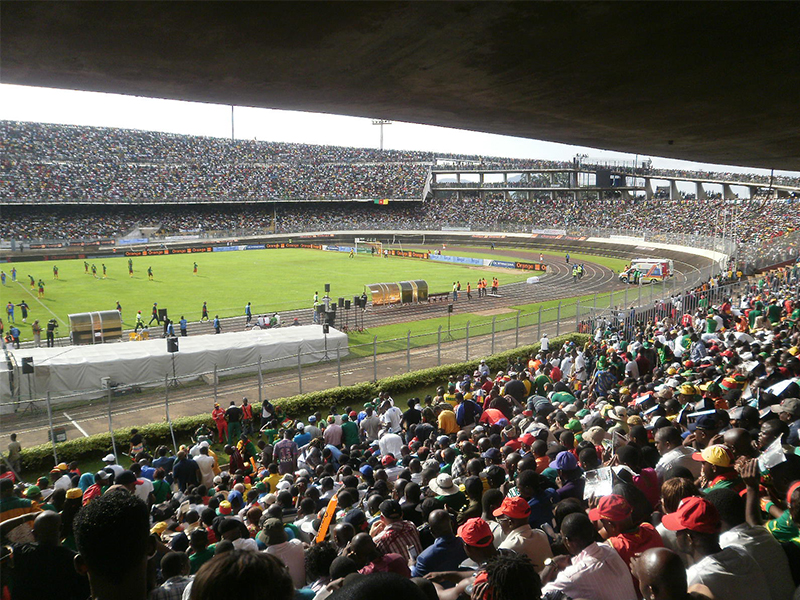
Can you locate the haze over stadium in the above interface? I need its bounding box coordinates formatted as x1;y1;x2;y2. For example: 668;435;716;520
2;5;800;599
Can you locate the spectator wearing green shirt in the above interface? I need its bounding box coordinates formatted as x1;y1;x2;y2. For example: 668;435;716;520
188;529;216;574
340;414;360;448
766;299;783;325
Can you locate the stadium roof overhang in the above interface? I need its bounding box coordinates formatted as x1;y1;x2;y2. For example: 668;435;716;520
2;2;798;171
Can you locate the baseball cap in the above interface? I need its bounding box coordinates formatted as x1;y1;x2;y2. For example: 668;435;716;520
771;398;800;418
296;422;305;430
552;451;578;470
694;415;719;431
692;444;734;468
308;415;317;423
492;496;531;520
588;494;632;522
343;509;368;528
263;517;284;532
359;464;374;478
457;517;494;547
65;488;83;500
661;496;720;534
102;454;116;462
481;448;502;461
379;499;403;519
23;485;41;498
216;501;232;515
381;455;396;467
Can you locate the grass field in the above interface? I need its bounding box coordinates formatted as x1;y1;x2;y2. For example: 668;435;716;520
2;248;534;342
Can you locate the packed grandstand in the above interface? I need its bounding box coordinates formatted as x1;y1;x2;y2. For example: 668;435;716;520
2;119;800;600
2;120;800;248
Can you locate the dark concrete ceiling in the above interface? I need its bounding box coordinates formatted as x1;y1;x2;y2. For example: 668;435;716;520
2;2;798;170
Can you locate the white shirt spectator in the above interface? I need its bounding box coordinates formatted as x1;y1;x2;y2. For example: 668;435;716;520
719;523;794;600
194;454;216;488
541;541;636;600
685;546;769;600
378;432;403;458
134;477;154;504
267;539;306;588
380;406;403;433
655;446;701;480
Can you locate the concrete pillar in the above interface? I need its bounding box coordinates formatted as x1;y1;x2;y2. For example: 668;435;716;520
550;190;556;202
456;173;461;184
621;188;632;202
695;182;707;200
503;172;508;184
479;172;484;185
670;180;680;200
645;177;653;200
722;183;733;199
748;185;759;199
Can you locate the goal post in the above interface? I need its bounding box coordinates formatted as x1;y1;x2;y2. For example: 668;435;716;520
354;239;383;257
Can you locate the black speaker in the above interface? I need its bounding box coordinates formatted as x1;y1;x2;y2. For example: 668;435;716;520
316;304;326;313
324;283;331;293
338;297;345;308
354;295;360;308
21;357;34;374
167;338;179;353
448;305;454;313
322;323;330;334
157;308;168;321
344;300;351;310
326;310;336;326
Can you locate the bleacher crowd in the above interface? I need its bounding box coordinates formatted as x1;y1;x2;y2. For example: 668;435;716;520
3;263;800;600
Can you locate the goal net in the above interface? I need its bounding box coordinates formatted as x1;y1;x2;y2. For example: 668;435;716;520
354;239;383;256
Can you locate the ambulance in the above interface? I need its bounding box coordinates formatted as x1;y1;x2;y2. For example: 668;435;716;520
619;258;674;284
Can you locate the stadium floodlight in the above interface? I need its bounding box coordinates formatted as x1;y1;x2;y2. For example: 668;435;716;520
372;120;392;150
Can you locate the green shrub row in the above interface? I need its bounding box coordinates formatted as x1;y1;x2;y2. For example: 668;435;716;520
18;333;590;473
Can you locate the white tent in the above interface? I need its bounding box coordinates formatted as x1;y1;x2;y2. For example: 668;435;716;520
1;326;347;410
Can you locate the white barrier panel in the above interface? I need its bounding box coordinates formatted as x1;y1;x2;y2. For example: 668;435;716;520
2;325;348;408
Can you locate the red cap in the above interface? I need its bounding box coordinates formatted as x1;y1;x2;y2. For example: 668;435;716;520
349;411;357;418
588;494;632;522
380;455;396;466
492;496;531;520
661;497;720;534
519;433;536;446
457;517;494;547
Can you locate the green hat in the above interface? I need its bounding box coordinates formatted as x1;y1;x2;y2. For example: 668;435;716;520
565;419;583;432
24;485;41;498
576;409;590;418
255;482;267;493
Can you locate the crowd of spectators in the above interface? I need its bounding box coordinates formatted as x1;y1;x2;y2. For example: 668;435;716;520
3;264;800;600
3;120;800;252
4;194;800;248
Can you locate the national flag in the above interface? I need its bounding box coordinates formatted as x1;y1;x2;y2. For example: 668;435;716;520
374;199;390;205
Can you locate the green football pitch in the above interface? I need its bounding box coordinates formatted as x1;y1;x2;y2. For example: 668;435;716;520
2;248;532;342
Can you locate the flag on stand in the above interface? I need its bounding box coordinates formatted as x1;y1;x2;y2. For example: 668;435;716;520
374;199;390;205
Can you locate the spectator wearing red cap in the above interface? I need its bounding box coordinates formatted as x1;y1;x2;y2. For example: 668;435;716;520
493;496;552;571
662;496;769;600
426;518;505;600
588;494;663;587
